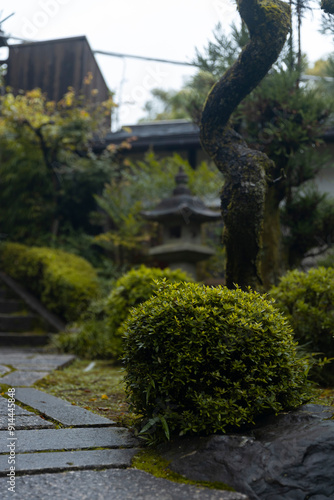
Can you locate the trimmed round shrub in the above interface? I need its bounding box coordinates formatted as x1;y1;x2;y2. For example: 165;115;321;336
270;267;334;386
123;281;309;441
105;265;192;356
0;242;98;322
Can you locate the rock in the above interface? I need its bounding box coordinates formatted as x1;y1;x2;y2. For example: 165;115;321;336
159;404;334;500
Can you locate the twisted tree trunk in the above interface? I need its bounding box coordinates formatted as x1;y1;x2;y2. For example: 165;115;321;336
200;0;290;290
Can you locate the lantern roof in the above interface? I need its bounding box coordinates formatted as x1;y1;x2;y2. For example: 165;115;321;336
142;167;221;224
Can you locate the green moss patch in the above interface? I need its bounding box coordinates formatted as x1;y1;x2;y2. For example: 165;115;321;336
132;449;235;491
34;359;138;427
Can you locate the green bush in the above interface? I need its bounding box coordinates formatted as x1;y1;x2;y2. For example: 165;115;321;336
0;242;98;322
52;318;116;359
104;265;192;357
123;281;309;442
53;265;192;359
318;249;334;268
270;267;334;386
50;296;116;359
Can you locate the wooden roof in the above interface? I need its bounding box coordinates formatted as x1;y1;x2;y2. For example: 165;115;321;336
105;120;200;151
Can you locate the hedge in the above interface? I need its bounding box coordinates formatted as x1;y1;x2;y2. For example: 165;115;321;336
0;242;98;322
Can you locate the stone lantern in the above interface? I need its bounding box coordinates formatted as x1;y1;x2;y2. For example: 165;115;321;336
142;167;221;279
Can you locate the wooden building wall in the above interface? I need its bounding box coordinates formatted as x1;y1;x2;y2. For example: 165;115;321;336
5;36;110;105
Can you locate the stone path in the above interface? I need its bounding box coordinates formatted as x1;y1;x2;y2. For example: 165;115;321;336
0;348;248;500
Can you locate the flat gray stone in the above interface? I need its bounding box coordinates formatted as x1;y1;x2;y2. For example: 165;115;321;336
0;469;248;500
0;371;50;386
0;365;10;375
0;427;138;453
0;355;35;365
0;448;139;475
9;355;75;371
15;388;116;427
0;398;32;416
0;415;54;430
7;364;62;372
0;354;75;370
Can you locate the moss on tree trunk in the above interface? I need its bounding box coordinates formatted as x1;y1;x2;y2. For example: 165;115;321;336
260;185;284;289
200;0;290;290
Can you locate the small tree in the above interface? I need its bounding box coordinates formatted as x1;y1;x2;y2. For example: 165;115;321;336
0;85;116;244
142;16;334;286
200;0;291;289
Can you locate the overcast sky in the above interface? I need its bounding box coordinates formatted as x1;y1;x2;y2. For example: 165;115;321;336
1;0;333;128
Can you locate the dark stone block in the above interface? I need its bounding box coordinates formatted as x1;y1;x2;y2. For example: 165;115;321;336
159;404;334;500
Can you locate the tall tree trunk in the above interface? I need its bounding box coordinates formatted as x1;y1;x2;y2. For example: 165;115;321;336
260;185;283;289
200;0;291;290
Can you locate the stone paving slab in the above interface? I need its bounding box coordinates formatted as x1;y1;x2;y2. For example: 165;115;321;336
0;397;32;416
0;353;75;369
0;354;37;365
0;469;249;500
0;396;55;430
0;448;139;476
14;388;116;427
0;371;50;387
0;366;10;376
0;427;138;453
0;415;54;430
7;355;75;371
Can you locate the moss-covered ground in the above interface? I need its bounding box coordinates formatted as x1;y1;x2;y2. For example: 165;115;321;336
33;359;138;427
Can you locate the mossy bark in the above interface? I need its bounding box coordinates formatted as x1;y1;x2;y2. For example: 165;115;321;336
200;0;290;290
261;185;283;289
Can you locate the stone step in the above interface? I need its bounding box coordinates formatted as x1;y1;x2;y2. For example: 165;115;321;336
0;299;23;314
0;314;37;332
0;286;15;300
0;448;139;476
0;272;65;333
0;427;138;453
0;332;51;347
